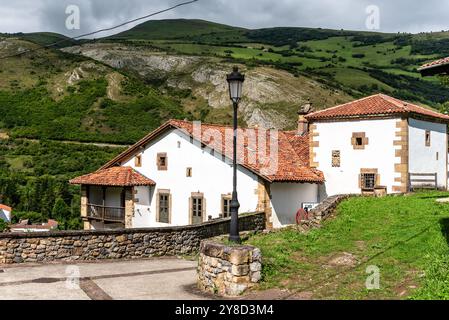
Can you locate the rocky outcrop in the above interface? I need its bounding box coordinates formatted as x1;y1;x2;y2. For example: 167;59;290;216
62;43;352;130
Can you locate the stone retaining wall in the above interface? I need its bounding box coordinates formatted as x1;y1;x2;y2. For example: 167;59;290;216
310;195;351;224
0;212;265;264
198;241;262;296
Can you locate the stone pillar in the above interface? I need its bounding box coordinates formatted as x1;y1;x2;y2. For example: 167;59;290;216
297;115;309;136
80;185;91;230
125;187;134;229
198;241;262;297
393;118;409;193
257;178;272;230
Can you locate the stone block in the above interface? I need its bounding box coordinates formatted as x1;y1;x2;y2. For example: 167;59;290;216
226;283;247;296
251;271;261;283
231;264;249;276
250;262;262;272
229;249;250;265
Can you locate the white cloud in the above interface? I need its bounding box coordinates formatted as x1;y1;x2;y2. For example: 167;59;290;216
0;0;448;36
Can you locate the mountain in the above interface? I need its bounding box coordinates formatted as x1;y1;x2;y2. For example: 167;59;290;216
3;19;449;136
0;36;186;144
107;19;246;41
1;32;78;48
60;19;449;130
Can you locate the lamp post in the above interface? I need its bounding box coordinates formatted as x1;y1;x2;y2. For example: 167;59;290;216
226;67;245;243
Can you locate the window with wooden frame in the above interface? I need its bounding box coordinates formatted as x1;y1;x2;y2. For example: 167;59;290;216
425;130;431;147
135;154;142;167
156;190;171;224
190;193;205;225
332;150;341;168
157;153;168;171
186;167;192;177
221;194;232;218
351;132;369;150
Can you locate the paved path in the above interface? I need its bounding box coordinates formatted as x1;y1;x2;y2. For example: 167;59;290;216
0;258;209;300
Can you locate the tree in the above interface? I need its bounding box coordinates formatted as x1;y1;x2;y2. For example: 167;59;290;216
0;220;8;232
52;197;71;229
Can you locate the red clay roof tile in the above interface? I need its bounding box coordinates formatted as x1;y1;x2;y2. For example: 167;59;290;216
70;166;156;187
305;94;449;122
0;204;12;211
168;120;324;183
419;56;449;71
98;120;324;184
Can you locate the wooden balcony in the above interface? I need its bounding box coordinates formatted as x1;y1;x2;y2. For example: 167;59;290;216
87;204;125;223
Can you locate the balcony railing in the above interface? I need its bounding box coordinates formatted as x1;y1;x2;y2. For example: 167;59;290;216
87;204;125;223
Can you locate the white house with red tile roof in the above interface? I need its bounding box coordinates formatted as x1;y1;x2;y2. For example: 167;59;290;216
71;121;324;229
70;93;449;230
9;219;59;233
0;204;11;223
306;93;449;197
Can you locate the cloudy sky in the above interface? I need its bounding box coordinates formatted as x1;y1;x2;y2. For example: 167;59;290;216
0;0;448;37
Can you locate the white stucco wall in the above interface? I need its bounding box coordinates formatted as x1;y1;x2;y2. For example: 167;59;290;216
270;183;319;228
314;118;399;196
123;129;261;228
408;118;448;189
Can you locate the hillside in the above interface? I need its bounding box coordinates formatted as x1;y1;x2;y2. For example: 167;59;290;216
0;32;78;48
0;36;186;229
94;19;449;113
0;36;187;144
2;19;449;229
63;43;352;129
107;19;246;41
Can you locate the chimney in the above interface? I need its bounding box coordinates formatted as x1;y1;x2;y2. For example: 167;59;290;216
297;101;314;136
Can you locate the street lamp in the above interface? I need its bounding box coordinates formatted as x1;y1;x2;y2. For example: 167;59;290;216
226;67;245;243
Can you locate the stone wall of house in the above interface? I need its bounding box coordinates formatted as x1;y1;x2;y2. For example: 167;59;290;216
0;212;265;264
198;241;262;296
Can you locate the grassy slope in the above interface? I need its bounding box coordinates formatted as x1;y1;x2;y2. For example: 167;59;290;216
247;192;449;300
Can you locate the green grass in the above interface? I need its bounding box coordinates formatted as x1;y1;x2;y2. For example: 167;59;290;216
246;192;449;299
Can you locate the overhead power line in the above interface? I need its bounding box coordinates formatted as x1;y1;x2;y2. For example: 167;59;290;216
0;0;199;60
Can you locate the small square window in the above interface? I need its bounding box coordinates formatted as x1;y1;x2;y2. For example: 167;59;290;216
157;153;168;171
352;132;368;150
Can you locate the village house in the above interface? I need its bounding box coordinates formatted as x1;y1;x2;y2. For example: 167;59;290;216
9;219;59;233
70;93;449;230
0;204;12;223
